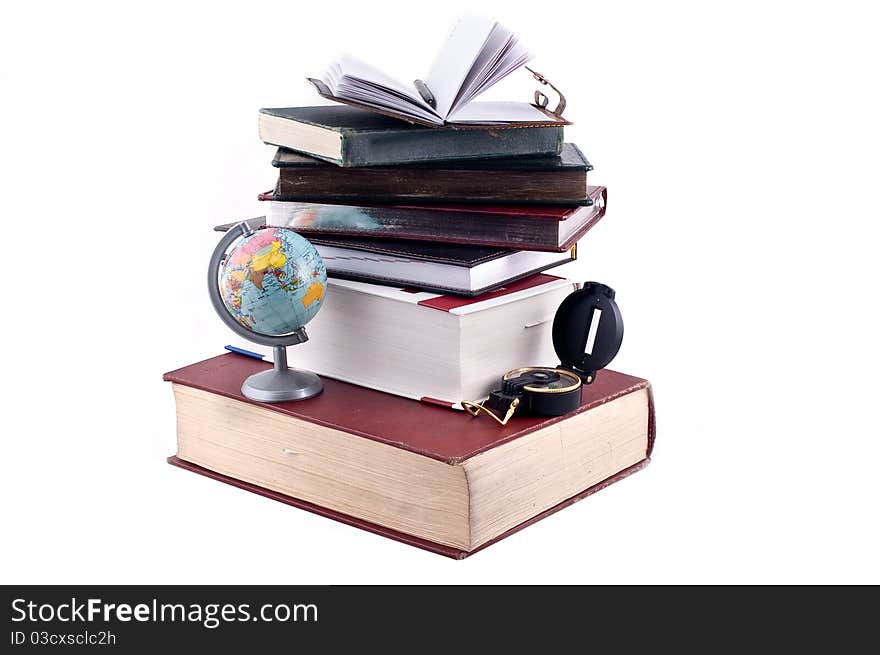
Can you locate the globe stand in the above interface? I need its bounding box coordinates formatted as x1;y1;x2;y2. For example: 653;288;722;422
241;337;323;403
208;221;325;404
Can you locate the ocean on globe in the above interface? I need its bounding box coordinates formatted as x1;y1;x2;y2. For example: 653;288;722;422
219;227;327;336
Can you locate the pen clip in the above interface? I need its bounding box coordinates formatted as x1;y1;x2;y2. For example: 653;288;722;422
414;79;437;109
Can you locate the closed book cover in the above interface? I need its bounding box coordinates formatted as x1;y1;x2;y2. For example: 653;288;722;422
272;143;592;205
289;235;577;296
226;274;579;406
260;186;607;252
164;354;654;557
258;106;563;167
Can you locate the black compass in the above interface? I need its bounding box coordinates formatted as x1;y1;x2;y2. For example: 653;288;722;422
463;282;624;426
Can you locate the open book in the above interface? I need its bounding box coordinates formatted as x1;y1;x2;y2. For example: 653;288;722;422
308;16;568;128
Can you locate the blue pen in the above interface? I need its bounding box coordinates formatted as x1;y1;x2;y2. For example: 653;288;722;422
224;345;265;360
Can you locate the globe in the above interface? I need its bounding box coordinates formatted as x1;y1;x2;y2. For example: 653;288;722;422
208;222;327;402
218;227;327;336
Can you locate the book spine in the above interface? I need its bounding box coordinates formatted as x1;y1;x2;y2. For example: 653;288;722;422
314;253;572;297
276;171;589;206
264;201;561;251
339;126;564;167
273;190;592;207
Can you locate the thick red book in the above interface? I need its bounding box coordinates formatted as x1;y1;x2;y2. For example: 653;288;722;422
164;354;654;558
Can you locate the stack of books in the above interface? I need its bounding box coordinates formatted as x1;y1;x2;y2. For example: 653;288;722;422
221;104;611;406
167;18;653;558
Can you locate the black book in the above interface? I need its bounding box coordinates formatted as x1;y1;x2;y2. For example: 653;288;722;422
272;143;592;205
212;223;576;296
304;235;577;296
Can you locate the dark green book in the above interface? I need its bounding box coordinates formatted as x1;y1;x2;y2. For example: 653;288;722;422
258;106;563;167
271;143;592;205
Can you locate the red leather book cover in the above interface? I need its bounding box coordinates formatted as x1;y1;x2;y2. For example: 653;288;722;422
259;186;604;218
255;186;607;252
163;353;654;463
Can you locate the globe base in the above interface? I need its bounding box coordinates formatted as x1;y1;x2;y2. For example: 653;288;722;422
241;367;323;403
240;344;323;403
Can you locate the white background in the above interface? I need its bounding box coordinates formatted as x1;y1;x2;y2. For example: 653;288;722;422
1;0;878;584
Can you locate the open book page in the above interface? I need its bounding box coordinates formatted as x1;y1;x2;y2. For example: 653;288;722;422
424;16;497;118
425;17;534;119
447;25;532;115
447;101;552;124
317;17;549;126
324;55;442;124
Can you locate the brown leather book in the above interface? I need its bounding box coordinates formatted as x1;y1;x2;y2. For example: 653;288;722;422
273;143;592;205
164;354;655;558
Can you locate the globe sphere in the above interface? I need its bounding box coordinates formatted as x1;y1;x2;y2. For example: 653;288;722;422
218;227;327;336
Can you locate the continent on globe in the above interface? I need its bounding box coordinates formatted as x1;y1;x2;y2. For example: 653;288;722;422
218;228;327;337
247;239;288;291
302;280;325;308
